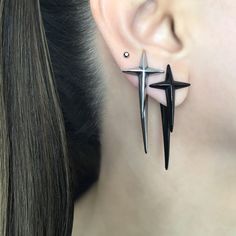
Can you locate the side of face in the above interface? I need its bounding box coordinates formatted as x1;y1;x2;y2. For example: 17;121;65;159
88;0;236;233
186;0;236;143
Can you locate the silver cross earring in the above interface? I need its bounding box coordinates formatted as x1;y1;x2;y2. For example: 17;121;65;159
122;50;165;153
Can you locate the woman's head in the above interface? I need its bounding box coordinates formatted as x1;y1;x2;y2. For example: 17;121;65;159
1;0;236;235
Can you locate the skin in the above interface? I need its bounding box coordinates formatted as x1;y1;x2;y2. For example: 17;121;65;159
72;0;236;235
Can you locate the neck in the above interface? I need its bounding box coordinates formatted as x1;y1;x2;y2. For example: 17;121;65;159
72;36;236;236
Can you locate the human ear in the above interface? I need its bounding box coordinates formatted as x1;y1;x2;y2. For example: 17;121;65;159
89;0;190;106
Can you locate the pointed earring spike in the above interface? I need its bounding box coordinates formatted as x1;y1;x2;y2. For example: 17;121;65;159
121;50;165;154
139;72;148;153
161;104;170;170
141;95;148;154
145;67;165;74
140;50;148;69
174;81;191;89
149;64;191;170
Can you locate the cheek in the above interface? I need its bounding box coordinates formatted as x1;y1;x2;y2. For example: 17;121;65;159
187;4;236;139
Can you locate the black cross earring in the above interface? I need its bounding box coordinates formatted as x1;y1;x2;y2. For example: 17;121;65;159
149;65;191;170
122;50;165;153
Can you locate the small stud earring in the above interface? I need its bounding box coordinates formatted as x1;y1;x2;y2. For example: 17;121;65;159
149;65;191;170
122;50;165;153
124;52;130;58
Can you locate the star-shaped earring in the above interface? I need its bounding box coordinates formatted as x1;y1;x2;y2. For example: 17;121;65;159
149;65;191;169
122;50;165;153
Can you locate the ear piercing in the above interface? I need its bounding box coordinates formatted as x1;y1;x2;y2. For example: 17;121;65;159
124;52;130;58
149;65;191;170
122;50;165;153
121;51;191;170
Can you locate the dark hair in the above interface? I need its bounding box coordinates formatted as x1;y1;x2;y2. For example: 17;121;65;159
41;0;102;200
0;0;102;235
